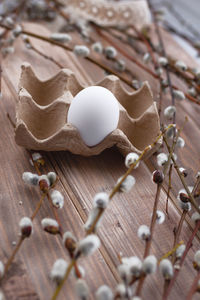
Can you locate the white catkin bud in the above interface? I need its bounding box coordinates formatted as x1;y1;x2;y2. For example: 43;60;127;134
75;235;100;257
117;175;136;192
47;172;57;186
157;153;168;166
2;46;14;55
188;87;197;97
50;259;68;283
41;218;59;234
22;172;39;186
131;80;141;90
93;192;109;209
164;106;176;120
137;225;150;240
105;46;117;58
63;231;77;245
32;152;42;161
126;256;142;277
143;255;157;274
156;210;165;224
196;171;200;178
176;244;186;259
19;217;33;237
179;167;187;177
51;190;64;209
173;90;185;100
143;52;151;64
95;285;113;300
0;262;4;279
176;137;185;148
165;125;176;139
175;60;187;71
159;259;174;279
156;67;163;76
50;33;72;43
115;284;126;297
191;212;200;223
118;264;131;283
158;56;168;66
72;265;85;278
12;24;22;37
39;175;50;187
179;200;191;212
114;59;126;72
92;42;103;54
194;250;200;267
125;153;140;169
75;279;89;300
132;297;142;300
74;45;90;57
84;207;103;231
5;16;14;27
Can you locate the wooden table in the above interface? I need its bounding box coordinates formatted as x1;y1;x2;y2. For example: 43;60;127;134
0;21;200;300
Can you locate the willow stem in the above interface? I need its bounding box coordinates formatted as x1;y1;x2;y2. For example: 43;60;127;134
185;271;200;300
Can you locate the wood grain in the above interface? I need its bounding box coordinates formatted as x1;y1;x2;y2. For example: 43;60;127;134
0;21;200;300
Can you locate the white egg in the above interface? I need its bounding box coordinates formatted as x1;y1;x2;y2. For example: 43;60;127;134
67;86;120;147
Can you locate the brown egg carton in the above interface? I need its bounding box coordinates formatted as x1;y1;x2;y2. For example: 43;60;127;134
15;62;161;157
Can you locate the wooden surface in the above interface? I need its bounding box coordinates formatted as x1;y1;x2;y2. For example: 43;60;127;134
0;21;200;300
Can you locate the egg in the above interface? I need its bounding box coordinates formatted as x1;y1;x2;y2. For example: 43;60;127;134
67;86;120;147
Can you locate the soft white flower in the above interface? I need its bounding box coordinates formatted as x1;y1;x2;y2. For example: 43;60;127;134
50;33;72;43
187;87;196;97
93;192;109;209
12;24;22;37
95;285;113;300
123;256;142;278
175;60;187;71
84;207;103;231
50;259;68;283
117;175;136;192
179;200;191;212
137;225;150;240
115;59;126;72
32;152;42;161
19;217;33;237
41;218;59;234
74;45;90;57
0;261;4;279
158;56;168;66
176;244;186;259
47;172;57;186
22;172;39;186
191;212;200;223
179;167;187;177
143;255;157;274
38;175;50;187
173;90;185;100
125;153;140;169
164;106;176;120
115;284;126;297
51;190;64;209
105;46;117;58
118;264;131;283
176;137;185;148
143;52;151;64
75;235;100;257
157;153;168;166
75;279;89;300
194;250;200;267
92;42;103;54
159;259;174;279
156;210;165;224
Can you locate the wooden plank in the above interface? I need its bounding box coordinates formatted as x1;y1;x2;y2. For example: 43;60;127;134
1;21;200;300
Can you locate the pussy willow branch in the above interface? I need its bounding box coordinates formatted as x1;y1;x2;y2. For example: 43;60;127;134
163;220;200;299
51;125;174;300
2;190;47;278
163;136;200;214
186;270;200;300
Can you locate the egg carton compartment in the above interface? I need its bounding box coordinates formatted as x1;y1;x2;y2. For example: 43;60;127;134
15;62;161;157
